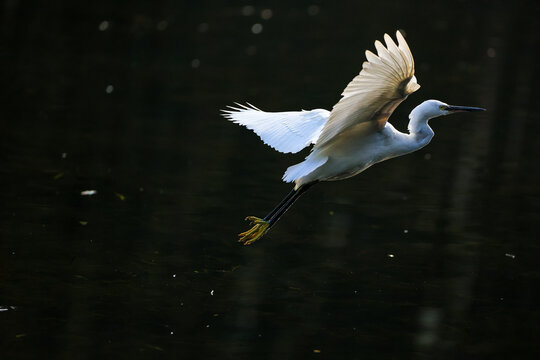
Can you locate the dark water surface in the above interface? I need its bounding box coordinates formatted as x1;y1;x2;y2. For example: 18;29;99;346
2;1;540;359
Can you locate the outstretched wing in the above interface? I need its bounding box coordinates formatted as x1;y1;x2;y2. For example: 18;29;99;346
222;103;329;154
315;30;420;147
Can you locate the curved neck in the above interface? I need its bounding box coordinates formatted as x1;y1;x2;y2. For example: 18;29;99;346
407;111;435;146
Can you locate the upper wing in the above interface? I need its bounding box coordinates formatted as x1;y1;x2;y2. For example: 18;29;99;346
222;103;329;154
315;30;420;147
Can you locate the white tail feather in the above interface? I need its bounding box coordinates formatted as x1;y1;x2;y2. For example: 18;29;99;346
222;103;329;154
282;154;328;183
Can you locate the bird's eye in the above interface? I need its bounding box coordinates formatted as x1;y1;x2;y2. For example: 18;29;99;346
439;105;447;111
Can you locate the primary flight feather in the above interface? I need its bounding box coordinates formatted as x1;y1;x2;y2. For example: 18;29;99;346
316;31;420;146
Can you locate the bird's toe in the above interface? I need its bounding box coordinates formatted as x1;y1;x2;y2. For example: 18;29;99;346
237;217;270;245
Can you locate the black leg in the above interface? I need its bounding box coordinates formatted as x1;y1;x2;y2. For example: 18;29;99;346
263;187;297;221
267;182;315;227
238;181;317;245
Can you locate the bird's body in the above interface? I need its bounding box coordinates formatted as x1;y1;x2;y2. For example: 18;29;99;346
287;115;433;186
223;31;485;245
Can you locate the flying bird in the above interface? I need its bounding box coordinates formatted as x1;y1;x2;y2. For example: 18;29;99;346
222;30;485;245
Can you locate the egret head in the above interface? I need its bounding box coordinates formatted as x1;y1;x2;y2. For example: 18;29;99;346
410;99;485;120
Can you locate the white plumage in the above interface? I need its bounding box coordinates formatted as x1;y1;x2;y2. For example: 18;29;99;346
316;31;419;146
282;153;328;183
223;31;420;187
222;103;329;154
222;30;485;245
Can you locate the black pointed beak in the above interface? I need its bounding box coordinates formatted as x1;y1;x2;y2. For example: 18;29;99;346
446;105;486;113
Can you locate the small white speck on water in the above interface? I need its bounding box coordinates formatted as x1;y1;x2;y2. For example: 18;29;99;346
105;85;114;94
505;253;516;259
210;290;214;296
387;254;395;258
98;21;109;31
251;23;263;34
81;190;97;196
172;274;176;278
403;229;409;234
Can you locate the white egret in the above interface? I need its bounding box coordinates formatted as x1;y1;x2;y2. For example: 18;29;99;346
222;30;485;245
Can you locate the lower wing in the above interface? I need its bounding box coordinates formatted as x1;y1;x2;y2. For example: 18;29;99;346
222;103;329;154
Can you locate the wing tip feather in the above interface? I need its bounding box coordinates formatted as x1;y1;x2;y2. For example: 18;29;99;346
318;30;419;147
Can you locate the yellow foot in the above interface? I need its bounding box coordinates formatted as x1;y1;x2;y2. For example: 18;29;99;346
238;216;270;245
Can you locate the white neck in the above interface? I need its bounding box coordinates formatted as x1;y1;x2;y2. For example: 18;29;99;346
407;106;435;147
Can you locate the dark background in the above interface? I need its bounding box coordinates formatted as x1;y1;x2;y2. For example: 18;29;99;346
1;1;539;359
